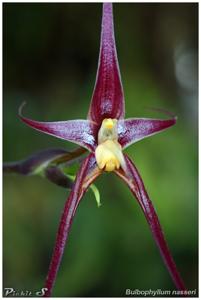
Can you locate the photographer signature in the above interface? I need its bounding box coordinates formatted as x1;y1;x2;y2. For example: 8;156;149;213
4;287;48;297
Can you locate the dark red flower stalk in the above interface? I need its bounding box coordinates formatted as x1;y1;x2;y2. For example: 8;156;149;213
20;3;186;296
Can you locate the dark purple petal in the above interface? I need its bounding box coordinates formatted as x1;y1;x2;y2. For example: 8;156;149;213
44;153;101;297
3;148;68;175
20;113;97;151
88;3;125;125
118;117;177;149
45;166;73;189
115;155;186;291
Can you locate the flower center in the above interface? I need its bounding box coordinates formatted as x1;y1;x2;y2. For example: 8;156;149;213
95;118;125;172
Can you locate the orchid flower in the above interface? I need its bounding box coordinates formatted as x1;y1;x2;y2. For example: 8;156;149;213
19;3;186;296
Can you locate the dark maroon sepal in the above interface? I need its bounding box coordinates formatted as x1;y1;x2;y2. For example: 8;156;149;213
88;3;125;125
19;104;97;151
115;155;186;292
118;116;177;149
44;153;101;297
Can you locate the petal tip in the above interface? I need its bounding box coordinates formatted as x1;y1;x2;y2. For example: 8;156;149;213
18;101;27;118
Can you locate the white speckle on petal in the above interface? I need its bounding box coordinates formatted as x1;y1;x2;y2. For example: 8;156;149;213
100;98;112;113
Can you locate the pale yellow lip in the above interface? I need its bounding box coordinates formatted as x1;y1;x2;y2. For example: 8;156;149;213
95;140;121;172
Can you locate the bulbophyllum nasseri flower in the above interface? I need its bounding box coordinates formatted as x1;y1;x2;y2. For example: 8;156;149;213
19;3;186;297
